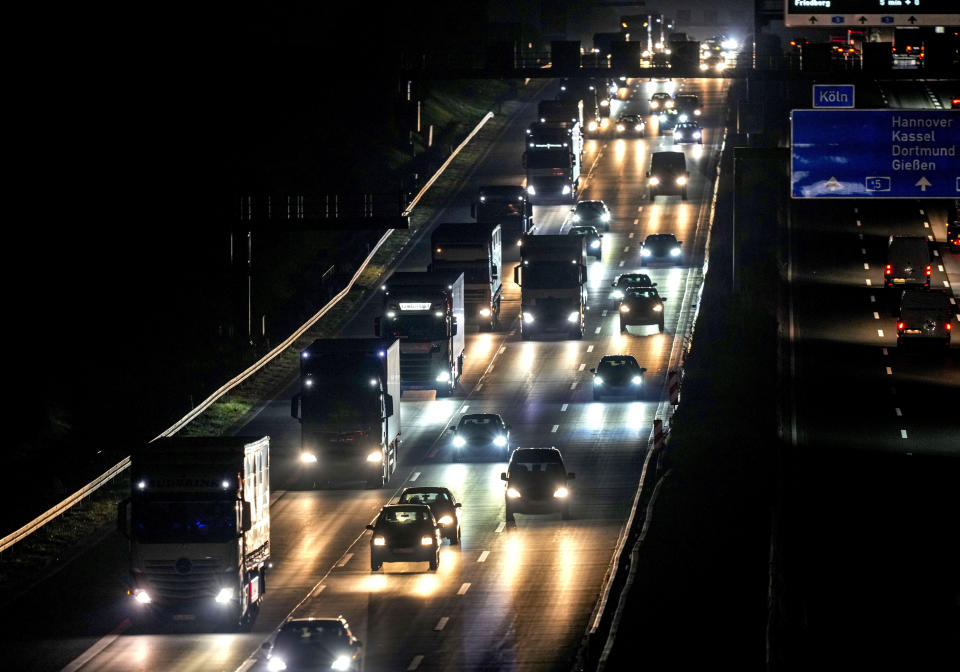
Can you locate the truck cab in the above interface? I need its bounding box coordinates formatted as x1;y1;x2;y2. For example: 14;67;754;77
473;185;533;249
514;234;588;340
429;223;503;331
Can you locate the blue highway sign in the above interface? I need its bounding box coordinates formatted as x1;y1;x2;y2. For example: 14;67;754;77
812;85;854;109
791;110;960;199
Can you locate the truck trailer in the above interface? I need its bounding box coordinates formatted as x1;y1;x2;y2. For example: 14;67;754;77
473;185;534;248
429;223;503;331
377;271;465;397
119;436;270;629
291;338;401;488
515;234;588;339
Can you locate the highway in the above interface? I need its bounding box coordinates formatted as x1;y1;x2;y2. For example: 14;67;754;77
0;77;728;671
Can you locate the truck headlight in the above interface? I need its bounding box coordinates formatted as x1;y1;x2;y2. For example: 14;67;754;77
267;657;288;672
632;376;643;385
567;311;579;323
553;487;569;498
493;435;507;447
300;451;318;463
635;124;643;132
675;132;684;139
215;588;233;604
652;304;663;312
453;435;466;448
562;185;571;195
612;289;624;298
331;655;352;671
436;371;451;382
373;535;386;546
527;185;536;195
620;305;630;313
366;451;383;463
670;247;681;257
506;487;522;499
421;535;435;546
648;177;660;186
665;100;674;108
437;515;454;525
676;176;688;185
479;307;491;317
523;313;535;324
386;310;396;318
134;589;151;604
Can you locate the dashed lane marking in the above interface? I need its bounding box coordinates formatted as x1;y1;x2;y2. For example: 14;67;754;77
476;383;483;391
337;553;353;567
587;345;594;352
873;312;880;320
856;220;862;227
551;424;559;433
623;246;630;252
570;382;578;390
618;260;625;267
561;403;568;412
900;429;908;439
498;346;506;354
629;232;634;238
870;295;876;303
595;327;602;334
478;551;489;562
866;279;872;286
457;583;471;595
407;655;425;670
895;407;902;417
410;472;420;481
578;363;585;371
886;366;893;375
878;330;884;337
864;263;870;270
461;406;469;413
938;265;944;272
602;309;608;317
495;522;506;533
882;348;889;356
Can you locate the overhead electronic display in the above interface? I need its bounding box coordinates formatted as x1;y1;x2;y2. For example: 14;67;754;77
784;0;960;27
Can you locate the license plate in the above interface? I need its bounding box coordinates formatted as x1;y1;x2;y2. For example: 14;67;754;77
172;614;196;621
893;279;906;284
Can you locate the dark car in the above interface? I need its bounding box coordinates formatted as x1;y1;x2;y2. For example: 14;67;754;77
591;355;647;401
674;93;702;121
501;447;575;522
366;504;442;572
641;233;683;261
673;121;703;145
262;617;362;672
648;151;689;200
649;91;673;111
657;107;679;132
397;486;462;544
615;113;646;136
568;225;603;259
611;272;655;299
571;199;612;230
619;287;667;333
449;412;510;460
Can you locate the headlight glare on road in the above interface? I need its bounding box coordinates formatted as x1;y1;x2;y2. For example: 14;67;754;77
373;535;386;546
134;589;151;604
438;515;454;526
553;487;569;498
436;371;451;383
421;536;434;546
267;657;288;672
366;450;383;463
632;376;643;385
567;311;579;323
507;487;522;499
494;435;507;447
300;451;318;464
215;588;233;604
331;655;352;671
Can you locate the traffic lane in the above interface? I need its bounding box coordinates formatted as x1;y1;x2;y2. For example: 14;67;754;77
879;80;933;109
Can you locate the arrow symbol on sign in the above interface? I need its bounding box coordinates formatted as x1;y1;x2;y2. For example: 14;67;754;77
908;16;918;25
825;177;841;191
858;16;867;24
915;176;931;192
809;16;818;24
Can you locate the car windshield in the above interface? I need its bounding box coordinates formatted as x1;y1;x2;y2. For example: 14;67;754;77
600;359;637;373
652;93;670;100
626;289;659;300
522;261;581;288
381;507;430;524
460;416;500;431
511;461;566;477
400;491;449;505
576;202;603;214
133;499;237;544
617;275;651;288
619;115;639;122
677;123;697;131
569;227;596;236
647;234;678;245
275;623;348;663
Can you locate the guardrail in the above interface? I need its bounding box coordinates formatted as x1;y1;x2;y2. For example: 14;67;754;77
0;111;496;554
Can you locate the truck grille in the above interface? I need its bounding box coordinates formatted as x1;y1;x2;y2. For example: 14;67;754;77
464;287;487;305
141;557;223;600
401;352;435;385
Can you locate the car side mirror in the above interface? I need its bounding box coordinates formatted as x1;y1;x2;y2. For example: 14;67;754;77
384;394;394;418
500;472;507;481
652;282;658;287
365;524;375;531
640;367;648;374
455;502;462;508
567;473;576;480
241;501;252;532
661;298;668;302
677;241;683;245
610;281;617;287
374;316;382;338
645;171;651;177
570;208;575;212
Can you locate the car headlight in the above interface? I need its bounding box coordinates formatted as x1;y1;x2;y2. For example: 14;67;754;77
588;121;597;131
506;487;522;499
699;63;709;71
601;213;610;222
641;248;652;257
659;114;667;121
612;289;624;298
679;114;688;122
493;435;507;447
452;435;466;448
676;176;688;185
386;310;396;318
436;371;451;382
616;124;625;132
652;304;663;312
635;124;643;131
670;247;681;257
562;185;571;195
331;655;352;671
600;99;609;107
650;101;659;109
479;307;491;317
553;487;569;498
648;177;660;186
675;132;684;139
593;376;603;385
373;535;386;546
620;304;630;313
567;311;579;323
693;131;701;139
527;185;536;196
665;101;674;108
421;535;434;546
366;450;383;463
267;657;288;672
631;375;644;386
134;589;151;604
572;214;581;222
694;109;701;116
438;515;454;526
215;588;233;604
523;312;535;324
590;240;600;248
300;451;318;463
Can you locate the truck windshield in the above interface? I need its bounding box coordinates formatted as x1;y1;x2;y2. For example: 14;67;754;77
393;314;447;341
478;202;523;219
526;151;571;169
523;261;580;288
133;500;238;543
306;358;381;428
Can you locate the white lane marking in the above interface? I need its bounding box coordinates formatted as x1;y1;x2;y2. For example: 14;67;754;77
633;218;639;225
476;383;483;391
489;364;495;372
928;235;934;241
952;298;958;305
870;295;876;303
938;265;945;272
551;424;559;433
315;585;326;593
882;348;889;356
944;281;950;288
856;219;862;227
623;246;630;252
407;655;425;670
571;382;578;390
410;472;420;481
873;312;880;320
461;405;469;413
457;583;471;595
478;550;490;563
587;345;594;352
854;207;859;213
637;205;644;212
900;429;908;439
595;327;602;334
886;366;893;375
629;232;635;238
934;249;940;257
602;309;608;317
337;553;353;567
923;221;930;228
919;209;925;215
864;263;870;270
578;363;586;371
861;248;866;255
61;620;129;672
858;233;864;240
619;260;625;267
866;279;872;286
495;522;506;533
878;329;884;337
895;407;902;417
498;346;506;354
561;403;569;412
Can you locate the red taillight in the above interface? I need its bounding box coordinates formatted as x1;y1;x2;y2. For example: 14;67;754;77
897;322;905;330
885;264;893;276
947;323;953;331
925;265;932;276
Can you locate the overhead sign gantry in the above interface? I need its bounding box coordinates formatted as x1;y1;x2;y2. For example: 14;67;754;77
784;0;960;27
